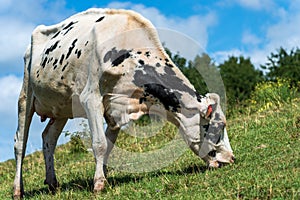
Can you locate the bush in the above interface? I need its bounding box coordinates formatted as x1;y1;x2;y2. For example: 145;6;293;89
64;120;91;154
69;134;88;153
247;78;298;113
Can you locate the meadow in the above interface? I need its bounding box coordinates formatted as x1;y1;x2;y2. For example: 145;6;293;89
0;81;299;199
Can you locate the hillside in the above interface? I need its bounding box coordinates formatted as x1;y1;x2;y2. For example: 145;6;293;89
1;99;300;199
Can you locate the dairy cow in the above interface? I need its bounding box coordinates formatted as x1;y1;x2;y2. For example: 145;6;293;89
13;8;234;198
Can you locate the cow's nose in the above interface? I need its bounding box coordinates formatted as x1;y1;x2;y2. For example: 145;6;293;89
230;155;236;163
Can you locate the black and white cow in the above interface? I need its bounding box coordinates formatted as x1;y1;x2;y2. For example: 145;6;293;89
13;8;234;198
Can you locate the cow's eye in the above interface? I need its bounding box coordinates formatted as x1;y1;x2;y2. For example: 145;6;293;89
203;124;209;132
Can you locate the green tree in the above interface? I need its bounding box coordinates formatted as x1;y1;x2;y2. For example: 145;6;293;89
262;47;300;86
219;56;264;105
165;48;209;94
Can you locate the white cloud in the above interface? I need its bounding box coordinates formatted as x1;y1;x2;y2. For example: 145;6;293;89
0;18;34;63
235;0;276;11
0;0;73;74
242;31;261;46
212;49;243;65
265;14;300;51
214;1;300;68
248;2;300;67
236;0;261;10
0;75;22;115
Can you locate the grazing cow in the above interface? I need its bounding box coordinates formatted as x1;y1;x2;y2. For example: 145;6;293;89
13;8;234;198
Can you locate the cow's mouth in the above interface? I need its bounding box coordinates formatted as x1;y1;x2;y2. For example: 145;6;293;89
207;149;235;168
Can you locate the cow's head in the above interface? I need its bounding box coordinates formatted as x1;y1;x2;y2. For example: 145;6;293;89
197;93;235;168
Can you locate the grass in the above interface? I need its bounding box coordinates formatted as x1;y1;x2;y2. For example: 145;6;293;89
1;100;300;199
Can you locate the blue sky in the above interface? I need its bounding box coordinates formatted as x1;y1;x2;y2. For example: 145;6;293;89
1;0;300;161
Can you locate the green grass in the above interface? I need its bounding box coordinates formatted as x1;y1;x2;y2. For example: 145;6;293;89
1;100;300;199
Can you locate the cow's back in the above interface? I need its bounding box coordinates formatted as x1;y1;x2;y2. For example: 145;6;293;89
27;8;159;119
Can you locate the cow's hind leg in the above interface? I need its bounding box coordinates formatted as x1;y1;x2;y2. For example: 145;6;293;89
42;118;67;193
103;127;120;176
13;89;34;199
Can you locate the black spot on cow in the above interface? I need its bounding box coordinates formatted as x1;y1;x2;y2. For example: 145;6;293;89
41;57;48;68
195;92;204;103
164;66;176;76
45;40;60;55
51;31;61;39
61;76;64;80
103;47;131;67
214;112;222;121
145;51;151;57
62;62;69;72
165;62;173;67
59;54;65;65
77;50;82;59
133;65;197;110
208;150;216;157
141;83;181;112
63;21;78;30
53;59;58;66
63;22;77;36
164;58;174;67
95;16;105;23
66;39;78;59
64;27;74;35
205;122;223;144
138;60;145;65
137;51;142;54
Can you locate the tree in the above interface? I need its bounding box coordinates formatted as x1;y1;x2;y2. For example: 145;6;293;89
165;48;210;94
262;47;300;86
219;56;264;105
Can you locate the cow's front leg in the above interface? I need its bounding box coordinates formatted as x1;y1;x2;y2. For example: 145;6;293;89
103;127;120;176
81;93;107;193
42;118;67;193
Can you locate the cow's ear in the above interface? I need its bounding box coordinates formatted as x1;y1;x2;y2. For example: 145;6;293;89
204;93;221;119
205;105;213;118
206;93;220;105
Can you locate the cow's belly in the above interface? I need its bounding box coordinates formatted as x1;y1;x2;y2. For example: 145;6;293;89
31;77;86;119
30;60;88;119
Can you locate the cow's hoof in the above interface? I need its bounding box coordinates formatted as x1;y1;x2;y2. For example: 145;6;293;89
44;179;59;194
13;191;23;200
13;186;24;199
93;178;106;193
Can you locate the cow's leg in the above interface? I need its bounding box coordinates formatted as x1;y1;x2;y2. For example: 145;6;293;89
80;92;107;193
42;118;67;193
13;89;34;198
103;127;120;176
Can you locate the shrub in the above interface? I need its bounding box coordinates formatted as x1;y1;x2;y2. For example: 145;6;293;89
64;120;91;153
69;134;88;153
247;78;298;113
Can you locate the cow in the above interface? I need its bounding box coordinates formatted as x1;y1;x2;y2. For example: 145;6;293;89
13;8;234;198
